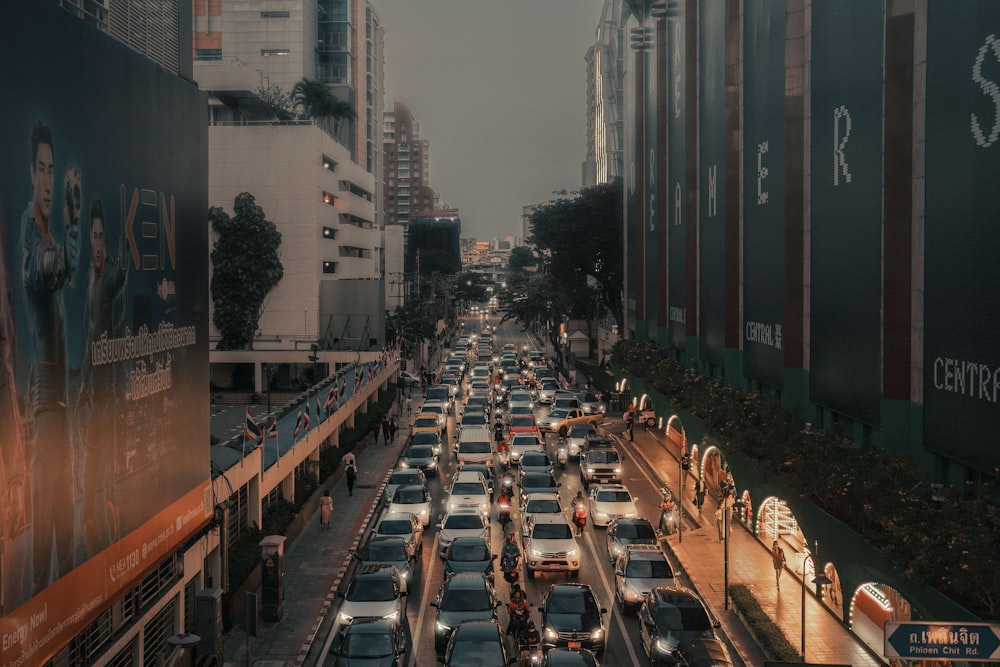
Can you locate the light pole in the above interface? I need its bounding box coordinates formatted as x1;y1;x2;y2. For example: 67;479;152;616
265;364;273;413
722;479;744;610
800;540;833;661
667;415;688;543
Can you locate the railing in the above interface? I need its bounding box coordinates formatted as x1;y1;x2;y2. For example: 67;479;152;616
209;118;346;146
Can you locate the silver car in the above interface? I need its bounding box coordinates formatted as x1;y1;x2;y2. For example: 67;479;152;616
337;564;407;627
564;423;597;460
614;545;676;614
373;511;424;557
574;391;606;415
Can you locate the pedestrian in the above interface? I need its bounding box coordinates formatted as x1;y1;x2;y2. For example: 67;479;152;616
406;396;413;419
320;490;333;529
587;374;593;389
381;418;390;444
388;417;398;442
771;540;787;588
694;478;706;513
372;420;381;443
625;414;634;442
343;451;357;471
345;461;357;496
715;506;724;542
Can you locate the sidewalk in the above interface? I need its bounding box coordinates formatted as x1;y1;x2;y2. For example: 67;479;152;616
625;424;886;666
221;390;420;667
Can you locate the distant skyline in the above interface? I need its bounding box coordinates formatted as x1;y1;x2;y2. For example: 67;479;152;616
376;0;606;241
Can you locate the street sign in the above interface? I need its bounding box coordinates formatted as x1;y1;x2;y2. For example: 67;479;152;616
885;621;1000;661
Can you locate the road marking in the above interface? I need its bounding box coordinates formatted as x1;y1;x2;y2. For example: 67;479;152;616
580;527;641;666
409;532;442;667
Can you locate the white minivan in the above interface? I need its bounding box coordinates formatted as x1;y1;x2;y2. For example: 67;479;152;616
456;426;493;465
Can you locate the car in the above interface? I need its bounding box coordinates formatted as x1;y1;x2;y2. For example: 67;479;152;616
522;493;564;524
430;572;501;655
564;423;597;460
443;536;497;577
398;370;421;388
447;471;491;516
388;485;432;526
522;514;580;578
426;385;453;413
605;517;658;563
574;391;606;416
458;463;495;498
519;450;554;479
401;444;439;477
508;415;540;438
538;583;607;655
580;447;623;488
373;512;424;557
468;380;492;397
519;471;560;507
337;564;407;628
412;413;443;437
459;411;489;430
582;433;615;451
540;647;601;667
410;430;443;457
464;397;491;419
420;400;449;429
351;536;415;590
329;617;409;666
639;587;723;666
554;409;604;437
538;380;560;404
440;619;511;667
505;404;535;424
508;389;534;410
552;392;581;411
470;367;492;381
527;351;545;368
614;544;677;614
587;484;638;528
670;638;734;667
384;468;427;504
438;508;490;557
439;373;462;396
537;407;574;433
509;433;544;465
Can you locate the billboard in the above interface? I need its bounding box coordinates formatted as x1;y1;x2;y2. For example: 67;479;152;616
698;0;726;366
666;4;686;351
923;3;1000;471
808;1;883;425
0;4;211;664
742;0;786;389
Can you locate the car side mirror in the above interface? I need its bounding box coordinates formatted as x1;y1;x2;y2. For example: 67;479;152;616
400;591;408;597
430;601;439;608
712;620;721;629
600;607;608;614
615;570;624;577
491;554;498;560
337;591;345;598
537;607;544;613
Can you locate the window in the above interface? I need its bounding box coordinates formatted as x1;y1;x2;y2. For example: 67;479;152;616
322;191;338;207
322;155;337;171
323;227;336;240
260;11;290;18
261;49;290;57
323;261;337;274
195;48;222;61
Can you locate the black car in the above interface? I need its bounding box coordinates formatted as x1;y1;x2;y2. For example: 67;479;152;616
443;536;496;577
538;583;608;657
441;619;511;667
519;471;560;506
402;444;439;477
327;617;409;666
411;430;444;456
430;572;501;654
541;647;601;667
605;517;658;563
638;587;722;666
671;638;733;667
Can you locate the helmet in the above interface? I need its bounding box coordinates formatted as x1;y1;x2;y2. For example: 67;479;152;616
506;533;514;542
527;620;535;628
576;491;584;498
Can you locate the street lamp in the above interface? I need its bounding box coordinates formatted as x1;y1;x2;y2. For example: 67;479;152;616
308;343;319;386
265;364;274;413
667;415;688;544
721;479;744;610
800;540;833;661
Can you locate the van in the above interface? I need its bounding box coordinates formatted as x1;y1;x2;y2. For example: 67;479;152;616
456;426;493;465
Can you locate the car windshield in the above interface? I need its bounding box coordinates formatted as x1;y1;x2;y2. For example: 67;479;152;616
366;541;406;561
569;425;596;437
394;488;426;504
626;559;674;579
346;579;396;602
449;639;505;664
452;483;486;496
532;523;573;540
412;432;439;446
450;542;490;561
427;388;449;401
616;523;657;540
442;588;492;611
597;490;632;503
379;519;411;535
588;451;620;464
460;442;491;454
415;418;437;428
462;414;487;425
523;474;556;488
389;472;419;485
342;630;394;658
445;514;484;529
547;590;598;615
511;417;535;427
522;453;549;466
511;436;539;449
655;604;713;632
580;393;600;403
526;499;560;513
408;446;434;459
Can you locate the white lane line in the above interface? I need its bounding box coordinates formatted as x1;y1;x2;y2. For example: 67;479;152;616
580;527;641;666
409;531;442;667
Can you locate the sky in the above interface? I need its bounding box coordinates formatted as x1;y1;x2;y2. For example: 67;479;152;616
375;0;607;242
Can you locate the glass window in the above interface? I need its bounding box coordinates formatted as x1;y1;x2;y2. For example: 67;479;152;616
195;48;222;61
261;49;290;57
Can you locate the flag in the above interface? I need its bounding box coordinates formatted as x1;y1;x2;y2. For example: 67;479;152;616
325;385;336;413
244;407;261;455
265;416;278;458
302;407;311;432
354;368;363;392
340;376;347;402
294;407;303;441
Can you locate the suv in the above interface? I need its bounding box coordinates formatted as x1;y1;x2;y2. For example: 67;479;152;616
538;583;608;656
581;447;623;488
337;564;407;628
614;544;676;613
447;471;491;517
430;572;500;655
638;587;723;665
425;385;453;413
350;536;415;590
587;484;638;528
522;514;580;579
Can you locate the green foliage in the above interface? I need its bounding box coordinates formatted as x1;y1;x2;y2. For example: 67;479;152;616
454;272;490;304
210;193;284;350
508;246;536;272
728;585;800;661
615;339;1000;618
256;82;295;120
291;78;355;138
227;526;263;590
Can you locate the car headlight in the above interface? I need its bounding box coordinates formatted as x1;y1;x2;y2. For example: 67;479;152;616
591;628;604;640
614;468;623;474
612;544;623;555
531;548;543;557
420;508;428;515
383;610;399;621
655;637;676;654
480;502;489;511
587;467;595;474
566;549;578;557
449;502;457;510
436;621;451;633
340;612;353;623
399;461;410;469
428;459;437;468
545;627;558;641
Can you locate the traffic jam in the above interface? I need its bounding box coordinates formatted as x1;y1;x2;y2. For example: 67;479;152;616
320;319;733;667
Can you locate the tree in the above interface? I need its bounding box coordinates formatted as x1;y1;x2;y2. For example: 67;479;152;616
210;193;284;350
508;246;536;273
528;179;623;332
291;78;356;139
256;82;295;120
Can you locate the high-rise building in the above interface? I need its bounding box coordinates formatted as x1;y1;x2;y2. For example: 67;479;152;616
583;0;628;187
383;101;441;226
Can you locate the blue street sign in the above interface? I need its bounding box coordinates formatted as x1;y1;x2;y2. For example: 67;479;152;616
885;622;1000;661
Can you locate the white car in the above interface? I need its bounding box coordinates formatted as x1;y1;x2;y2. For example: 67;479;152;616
588;484;638;528
509;433;544;465
373;511;425;557
420;400;449;429
522;514;580;578
614;544;676;614
438;508;490;558
388;485;433;526
337;564;407;627
447;471;491;517
384;469;427;504
399;370;421;387
520;493;564;541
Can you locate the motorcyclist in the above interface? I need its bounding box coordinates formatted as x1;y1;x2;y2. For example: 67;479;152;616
494;419;505;444
571;491;587;536
506;589;530;636
660;489;677;533
497;488;513;525
501;532;521;565
522;619;541;649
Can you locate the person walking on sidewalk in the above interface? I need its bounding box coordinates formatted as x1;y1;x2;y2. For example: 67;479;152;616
345;461;357;496
372;420;382;444
381;418;390;444
771;540;787;588
406;396;413;420
320;491;333;529
693;478;706;513
625;414;634;442
715;506;724;542
388;418;398;443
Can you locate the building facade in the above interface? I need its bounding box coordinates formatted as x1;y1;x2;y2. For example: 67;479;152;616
584;0;628;187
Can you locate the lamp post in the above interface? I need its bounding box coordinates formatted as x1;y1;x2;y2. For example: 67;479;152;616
265;364;273;413
800;540;833;661
667;415;688;543
308;343;319;386
722;480;744;610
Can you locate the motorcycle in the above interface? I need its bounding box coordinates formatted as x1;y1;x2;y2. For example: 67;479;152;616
572;502;588;535
659;487;678;534
518;634;543;664
500;471;515;496
556;438;568;469
506;603;528;636
497;447;511;471
501;553;521;584
498;497;512;527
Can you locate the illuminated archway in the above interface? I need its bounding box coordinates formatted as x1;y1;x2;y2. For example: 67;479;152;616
849;582;912;661
754;496;801;543
665;414;686;451
700;446;731;498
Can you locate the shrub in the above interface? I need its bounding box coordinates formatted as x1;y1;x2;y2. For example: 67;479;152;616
728;584;800;661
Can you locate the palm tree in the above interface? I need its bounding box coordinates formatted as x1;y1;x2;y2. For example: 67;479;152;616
291;78;357;140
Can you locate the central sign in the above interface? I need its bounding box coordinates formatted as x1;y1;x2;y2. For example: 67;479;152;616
885;622;1000;661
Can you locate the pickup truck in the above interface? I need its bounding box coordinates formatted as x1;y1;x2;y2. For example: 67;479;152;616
580;446;623;488
555;408;604;437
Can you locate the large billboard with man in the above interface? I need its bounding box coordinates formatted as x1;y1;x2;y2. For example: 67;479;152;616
0;5;211;664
